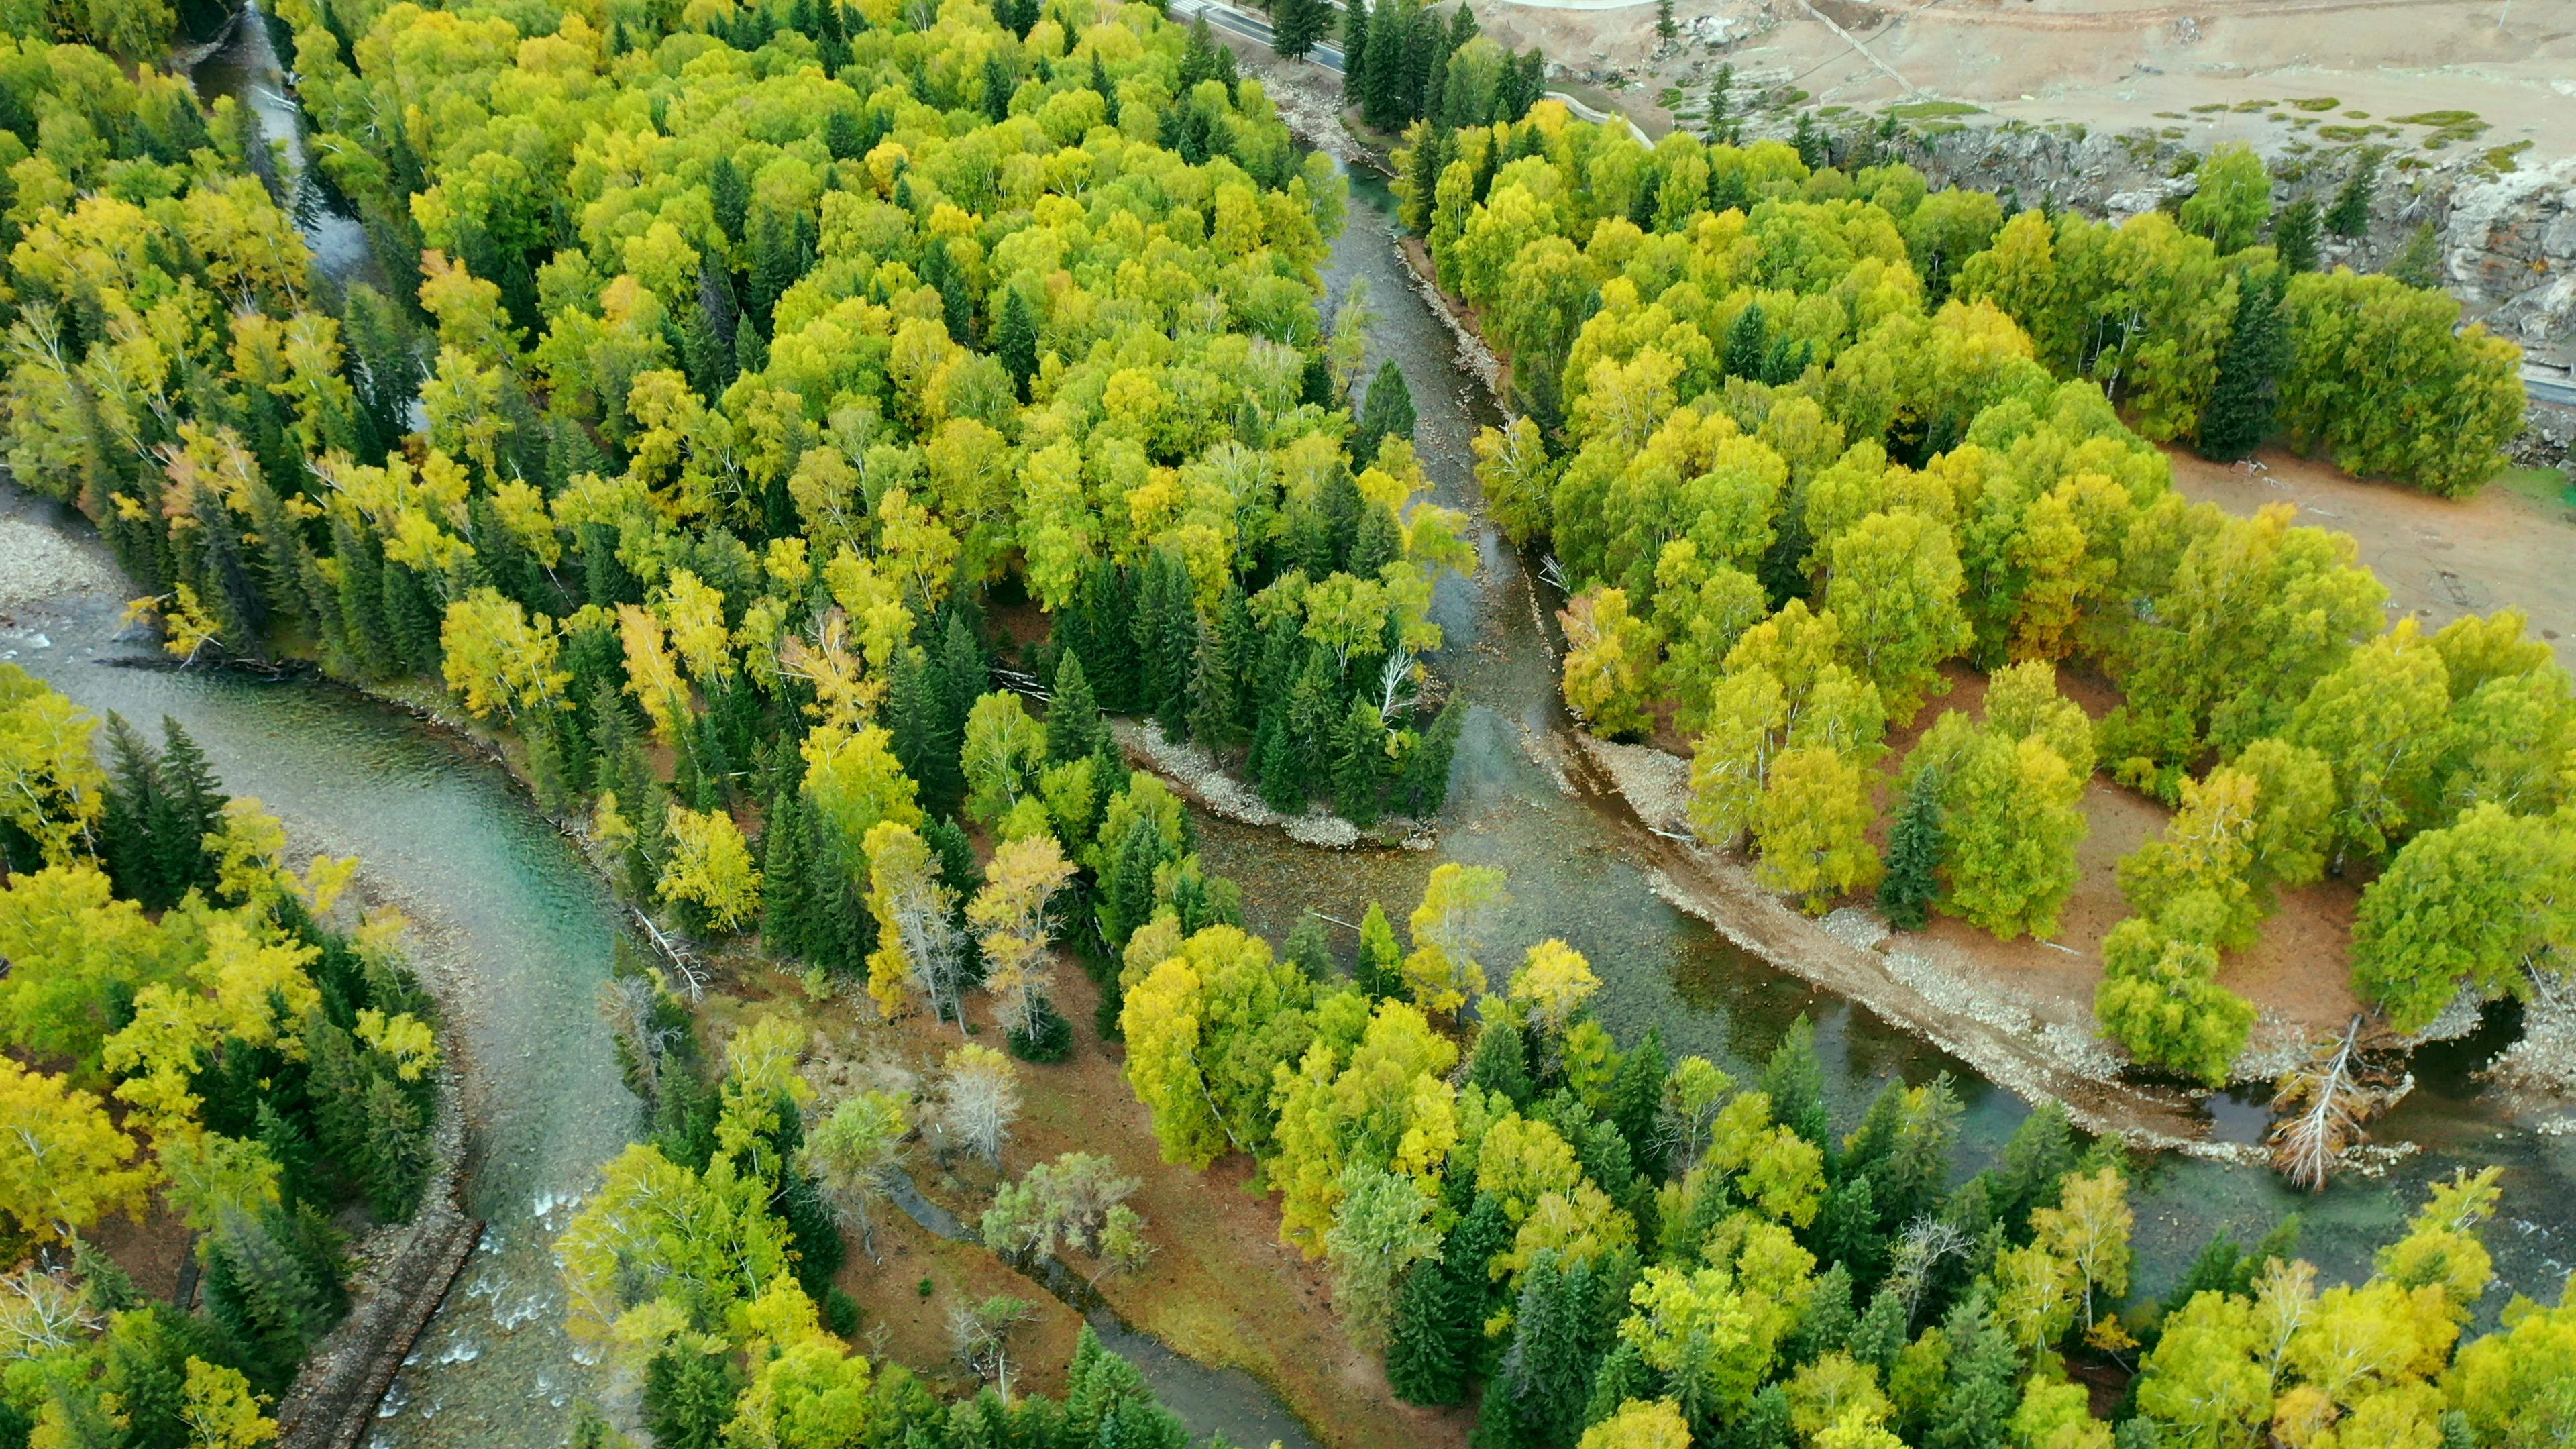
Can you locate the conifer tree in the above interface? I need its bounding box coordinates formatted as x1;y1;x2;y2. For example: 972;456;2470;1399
1386;1257;1465;1405
1722;300;1767;380
1332;697;1389;824
1466;1012;1534;1105
2197;268;2288;459
643;1349;739;1449
1395;698;1462;818
2271;195;2322;273
1356;901;1405;998
1656;0;1675;40
1186;621;1239;750
154;718;227;901
1705;63;1735;142
761;790;815;960
1763;1014;1832;1152
1285;913;1336;982
995;286;1039;399
2325;150;2378;237
1879;766;1946;931
1046;652;1113;764
1354;359;1416;461
2387;221;2442;289
1342;0;1373;107
1273;0;1323;60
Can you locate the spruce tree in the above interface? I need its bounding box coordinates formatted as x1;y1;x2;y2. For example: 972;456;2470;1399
1353;361;1415;462
2196;268;2289;460
1075;557;1140;711
1342;0;1372;107
1722;299;1767;380
761;790;814;960
1385;1258;1464;1405
1394;697;1462;818
1273;0;1324;62
1789;1260;1856;1363
2387;221;2442;289
1284;913;1335;982
1762;1014;1832;1150
1656;0;1674;40
99;714;166;907
154;718;226;901
2325;150;2377;237
1847;1287;1908;1370
1705;63;1735;142
1046;651;1113;764
359;1073;430;1220
643;1349;739;1449
1792;109;1826;169
995;285;1039;398
2271;195;2321;272
1878;766;1946;930
1185;621;1239;751
1099;816;1171;949
1927;1287;2018;1449
1465;1012;1534;1105
1331;697;1388;825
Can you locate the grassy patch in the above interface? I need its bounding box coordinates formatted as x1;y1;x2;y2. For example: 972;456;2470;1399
2190;103;2228;114
2231;98;2276;112
2286;97;2341;111
2318;124;2392;143
2153;110;2187;120
2390;109;2488;148
2389;109;2480;127
2494;466;2575;508
2483;140;2532;173
1884;98;1982;119
2343;109;2370;119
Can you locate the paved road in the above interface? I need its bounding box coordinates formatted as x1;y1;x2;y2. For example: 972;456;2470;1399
2524;366;2576;408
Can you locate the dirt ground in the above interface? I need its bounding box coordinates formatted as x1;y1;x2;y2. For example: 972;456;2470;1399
2167;445;2576;670
699;956;1469;1449
1477;0;2576;164
1866;663;2368;1079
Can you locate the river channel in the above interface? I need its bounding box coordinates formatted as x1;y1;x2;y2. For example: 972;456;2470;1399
34;13;2557;1446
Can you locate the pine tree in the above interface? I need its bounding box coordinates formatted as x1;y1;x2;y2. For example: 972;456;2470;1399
2325;150;2378;237
1099;816;1171;949
2271;195;2322;272
99;714;166;907
1274;0;1325;62
1763;1014;1832;1150
1656;0;1674;40
1480;1253;1585;1449
1722;299;1767;380
1706;63;1735;142
1185;621;1238;751
1792;109;1827;169
1074;557;1140;712
1352;360;1416;462
2196;268;2289;460
995;286;1039;399
1878;766;1946;931
762;790;814;960
154;718;226;901
359;1073;430;1220
1342;0;1372;107
1394;698;1462;818
643;1349;739;1449
1465;1013;1534;1104
1331;697;1388;825
1385;1257;1464;1404
1927;1287;2018;1449
2387;221;2442;289
1046;651;1113;764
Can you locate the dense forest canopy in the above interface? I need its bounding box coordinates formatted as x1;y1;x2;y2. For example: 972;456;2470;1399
0;0;2569;1444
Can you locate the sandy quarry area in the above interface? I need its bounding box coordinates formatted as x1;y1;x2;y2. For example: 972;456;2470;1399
1476;0;2576;161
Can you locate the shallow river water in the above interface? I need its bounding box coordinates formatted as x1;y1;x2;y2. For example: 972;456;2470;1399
59;21;2569;1447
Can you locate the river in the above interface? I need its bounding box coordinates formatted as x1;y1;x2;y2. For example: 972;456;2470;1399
91;15;2573;1447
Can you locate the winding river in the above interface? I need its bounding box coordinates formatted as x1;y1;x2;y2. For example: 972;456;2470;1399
5;13;2540;1446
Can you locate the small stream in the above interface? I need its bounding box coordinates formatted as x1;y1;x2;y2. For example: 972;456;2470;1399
113;19;2576;1448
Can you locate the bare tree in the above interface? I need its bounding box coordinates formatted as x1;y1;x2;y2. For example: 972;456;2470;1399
2268;1016;2398;1191
940;1044;1021;1169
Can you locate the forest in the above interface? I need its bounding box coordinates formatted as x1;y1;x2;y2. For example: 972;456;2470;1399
1401;112;2567;1084
0;0;2569;1444
0;669;444;1446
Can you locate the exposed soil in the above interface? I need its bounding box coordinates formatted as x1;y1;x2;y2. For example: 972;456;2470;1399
2167;445;2576;671
697;958;1471;1449
1474;0;2576;166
